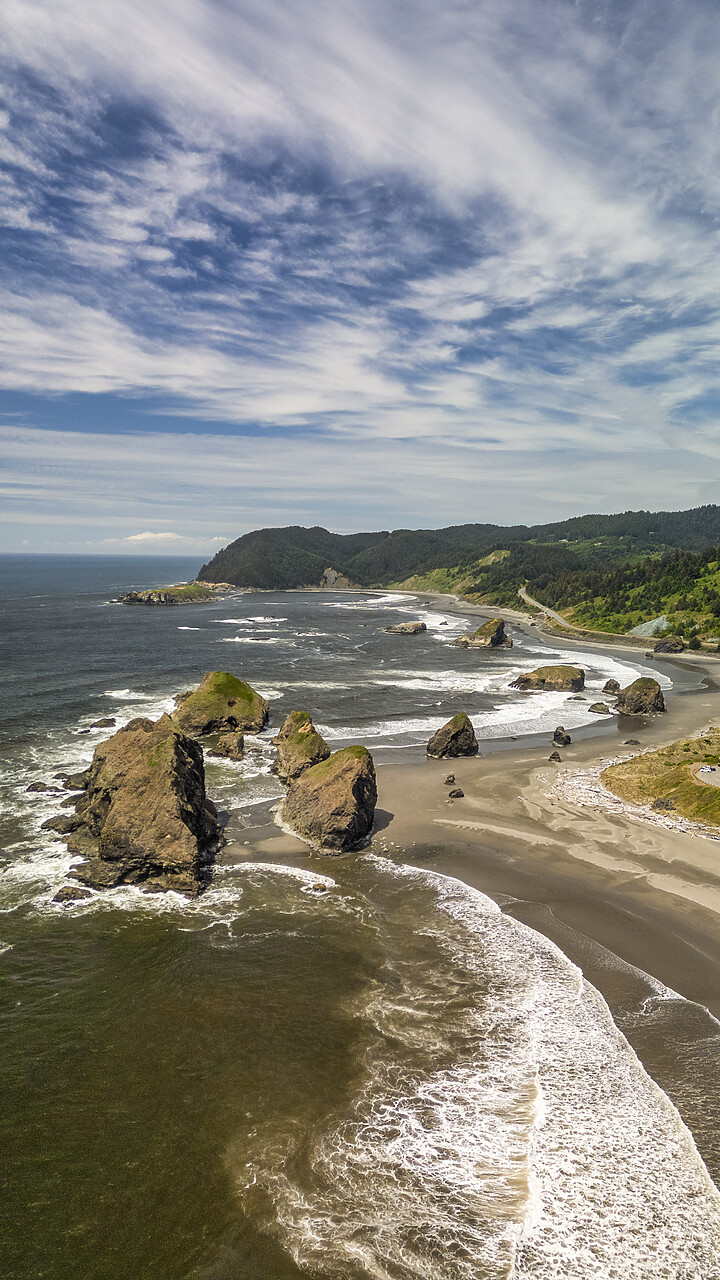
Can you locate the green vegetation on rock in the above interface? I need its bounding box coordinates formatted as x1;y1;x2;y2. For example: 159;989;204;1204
172;671;269;736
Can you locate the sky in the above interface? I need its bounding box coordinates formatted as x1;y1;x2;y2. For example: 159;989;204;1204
2;0;720;555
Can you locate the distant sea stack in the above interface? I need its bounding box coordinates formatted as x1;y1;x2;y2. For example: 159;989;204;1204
511;665;585;693
51;715;223;895
452;618;512;649
615;678;666;715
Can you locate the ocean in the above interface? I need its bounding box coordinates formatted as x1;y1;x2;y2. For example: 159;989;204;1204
1;554;719;1279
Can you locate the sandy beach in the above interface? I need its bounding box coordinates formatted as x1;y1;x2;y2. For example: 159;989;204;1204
235;632;720;1185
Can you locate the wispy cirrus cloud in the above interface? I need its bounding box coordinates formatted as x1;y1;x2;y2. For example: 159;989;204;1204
2;0;720;549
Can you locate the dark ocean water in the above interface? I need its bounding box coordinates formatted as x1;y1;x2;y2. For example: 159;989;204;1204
1;555;719;1280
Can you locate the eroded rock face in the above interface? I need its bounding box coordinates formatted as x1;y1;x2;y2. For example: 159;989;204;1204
273;710;331;782
281;746;377;851
654;637;685;654
615;678;666;715
385;621;427;635
427;713;479;758
49;715;223;895
205;732;245;760
511;665;585;692
172;671;269;736
603;679;621;695
452;618;512;649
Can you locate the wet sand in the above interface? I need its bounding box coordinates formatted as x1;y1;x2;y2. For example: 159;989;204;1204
236;644;720;1183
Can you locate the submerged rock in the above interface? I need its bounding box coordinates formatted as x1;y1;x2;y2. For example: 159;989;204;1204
553;726;572;747
172;671;269;736
26;781;62;794
282;746;377;851
452;618;512;649
53;886;93;904
616;678;665;715
273;710;330;782
90;717;116;729
60;714;223;895
385;621;427;635
511;665;585;693
427;713;479;759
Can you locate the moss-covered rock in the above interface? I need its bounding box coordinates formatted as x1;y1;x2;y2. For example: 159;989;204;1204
120;582;215;605
603;679;621;695
511;665;585;693
273;710;331;782
588;702;611;714
385;621;427;634
48;714;223;895
281;745;377;850
615;677;665;715
172;671;269;736
427;712;479;758
205;731;245;760
452;618;512;649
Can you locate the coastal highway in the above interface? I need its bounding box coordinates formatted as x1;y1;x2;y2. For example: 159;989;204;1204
517;585;585;631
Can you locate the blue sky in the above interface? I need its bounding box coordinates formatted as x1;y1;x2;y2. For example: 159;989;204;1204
2;0;720;554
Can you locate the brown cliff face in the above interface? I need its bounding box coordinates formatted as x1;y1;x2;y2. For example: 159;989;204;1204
426;713;479;758
55;715;223;895
615;678;666;715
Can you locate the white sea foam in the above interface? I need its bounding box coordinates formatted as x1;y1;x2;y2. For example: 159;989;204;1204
247;857;720;1280
177;626;203;631
104;688;155;700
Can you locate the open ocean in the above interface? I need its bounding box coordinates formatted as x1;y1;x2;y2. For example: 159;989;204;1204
2;554;719;1280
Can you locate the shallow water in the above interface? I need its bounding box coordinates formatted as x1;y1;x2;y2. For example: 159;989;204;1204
2;555;719;1279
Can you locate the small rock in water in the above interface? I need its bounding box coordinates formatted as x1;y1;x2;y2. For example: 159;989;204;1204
447;788;464;799
53;886;93;904
90;717;116;729
588;703;611;714
26;781;61;793
444;774;456;786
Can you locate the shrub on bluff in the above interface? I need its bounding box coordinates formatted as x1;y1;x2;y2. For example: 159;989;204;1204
53;715;223;895
281;746;377;851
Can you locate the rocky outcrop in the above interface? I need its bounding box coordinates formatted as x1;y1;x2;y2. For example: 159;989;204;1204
602;679;621;695
281;746;377;851
548;751;562;762
119;583;215;606
615;677;666;715
654;636;685;654
588;702;611;714
447;787;464;799
385;621;427;635
273;710;331;781
49;715;223;895
320;567;354;589
511;665;585;693
205;732;245;760
427;713;479;759
553;726;572;746
90;717;116;729
452;618;512;649
172;671;269;736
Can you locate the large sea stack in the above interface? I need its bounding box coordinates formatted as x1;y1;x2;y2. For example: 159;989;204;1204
273;710;331;781
172;671;269;736
452;618;512;649
511;665;585;693
54;715;223;895
281;746;377;851
427;713;479;758
615;678;666;715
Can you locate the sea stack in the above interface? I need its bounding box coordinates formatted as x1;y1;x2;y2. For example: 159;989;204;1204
281;746;377;851
615;678;666;715
54;715;223;895
452;618;512;649
171;671;269;736
273;710;331;781
511;665;585;693
427;713;479;758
